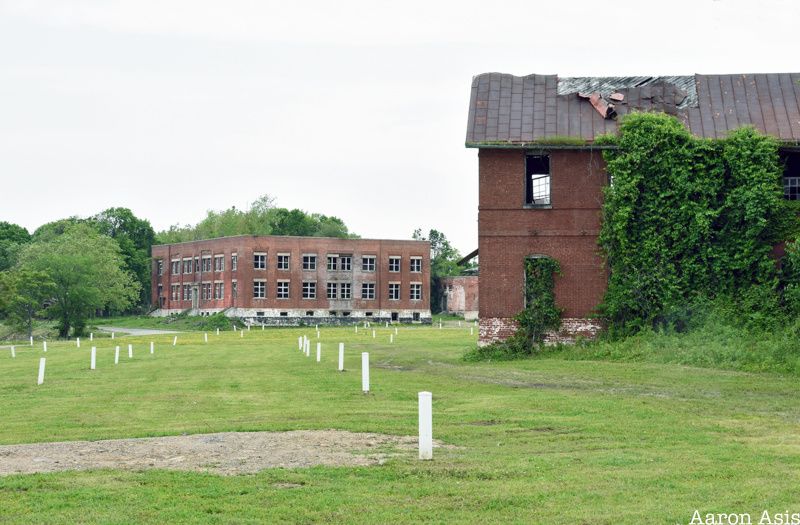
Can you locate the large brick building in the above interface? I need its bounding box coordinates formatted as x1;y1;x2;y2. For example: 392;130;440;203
466;73;800;344
151;235;432;324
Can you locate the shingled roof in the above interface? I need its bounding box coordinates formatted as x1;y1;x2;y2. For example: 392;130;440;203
465;73;800;147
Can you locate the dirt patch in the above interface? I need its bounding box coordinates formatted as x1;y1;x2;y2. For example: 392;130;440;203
0;430;429;476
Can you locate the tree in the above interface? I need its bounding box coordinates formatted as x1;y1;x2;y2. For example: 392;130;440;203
0;221;32;271
17;223;139;337
89;207;156;308
0;270;55;339
412;228;463;312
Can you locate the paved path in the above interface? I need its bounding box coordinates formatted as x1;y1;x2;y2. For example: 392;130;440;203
96;326;181;336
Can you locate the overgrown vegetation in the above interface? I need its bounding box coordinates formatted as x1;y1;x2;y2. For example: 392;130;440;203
597;113;800;336
465;257;561;361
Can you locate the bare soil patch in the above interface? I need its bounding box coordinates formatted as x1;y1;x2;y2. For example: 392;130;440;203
0;430;425;476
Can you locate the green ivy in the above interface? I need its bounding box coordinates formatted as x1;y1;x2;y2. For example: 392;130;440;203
598;112;794;335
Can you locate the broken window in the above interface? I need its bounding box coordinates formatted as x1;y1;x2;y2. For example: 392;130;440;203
782;152;800;200
525;154;551;206
232;280;238;298
156;260;163;276
231;254;238;271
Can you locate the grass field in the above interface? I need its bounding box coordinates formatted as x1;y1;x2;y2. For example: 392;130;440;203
1;324;799;523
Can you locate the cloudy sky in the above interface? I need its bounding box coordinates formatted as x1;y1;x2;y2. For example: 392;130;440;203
2;0;799;253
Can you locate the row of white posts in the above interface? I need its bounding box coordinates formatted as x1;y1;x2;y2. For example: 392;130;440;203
32;340;160;384
296;331;433;460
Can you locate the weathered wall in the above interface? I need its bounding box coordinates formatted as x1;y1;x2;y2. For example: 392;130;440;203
477;148;608;343
441;276;479;319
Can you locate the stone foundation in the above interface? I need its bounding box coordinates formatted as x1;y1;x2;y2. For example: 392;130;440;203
478;317;603;346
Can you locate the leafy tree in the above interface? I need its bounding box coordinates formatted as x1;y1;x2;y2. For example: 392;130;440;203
412;228;463;312
0;269;55;339
32;217;85;242
0;221;31;271
89;207;155;307
17;223;139;337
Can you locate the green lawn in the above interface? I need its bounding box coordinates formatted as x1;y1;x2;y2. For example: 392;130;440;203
1;325;798;524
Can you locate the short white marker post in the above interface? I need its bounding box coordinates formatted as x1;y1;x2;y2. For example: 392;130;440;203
361;353;370;393
11;346;16;358
338;343;344;371
115;346;120;364
150;341;154;354
372;330;376;339
385;322;388;328
298;336;303;350
37;357;45;385
355;325;358;334
395;327;398;335
439;321;442;329
261;324;264;331
204;332;208;343
173;336;177;346
315;323;318;330
418;391;433;460
111;332;115;340
43;341;47;352
240;330;244;338
216;328;220;336
247;325;250;331
90;333;93;341
470;327;474;336
390;334;394;344
90;347;96;370
316;342;321;362
29;336;33;346
128;344;133;358
233;324;236;331
76;337;80;348
458;321;462;327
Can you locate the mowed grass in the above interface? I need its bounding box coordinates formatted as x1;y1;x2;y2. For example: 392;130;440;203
1;325;799;524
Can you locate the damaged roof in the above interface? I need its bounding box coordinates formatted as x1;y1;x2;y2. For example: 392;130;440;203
465;73;800;146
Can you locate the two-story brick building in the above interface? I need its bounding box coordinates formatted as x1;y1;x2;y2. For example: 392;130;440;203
151;235;432;324
466;73;800;344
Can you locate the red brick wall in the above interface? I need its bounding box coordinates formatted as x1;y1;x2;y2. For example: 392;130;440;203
151;236;430;315
478;148;607;335
441;276;479;314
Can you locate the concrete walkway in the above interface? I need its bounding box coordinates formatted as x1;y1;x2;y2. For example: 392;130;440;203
96;326;181;336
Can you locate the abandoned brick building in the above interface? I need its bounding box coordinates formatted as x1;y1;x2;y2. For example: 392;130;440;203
466;73;800;344
151;235;432;324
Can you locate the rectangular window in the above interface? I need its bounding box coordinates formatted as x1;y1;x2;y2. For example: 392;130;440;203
277;254;290;270
194;257;200;273
253;280;266;299
410;257;422;273
340;255;352;271
277;281;290;299
202;256;212;273
327;255;337;271
361;282;375;300
231;254;238;271
362;255;376;272
171;259;180;275
157;284;163;297
156;260;163;276
182;258;192;274
171;284;180;301
786;177;800;200
525;154;551;206
302;281;316;299
410;283;422;301
327;282;337;299
389;256;401;272
232;281;238;299
201;283;212;300
303;255;317;271
340;282;351;299
254;253;266;270
182;284;192;301
389;283;400;300
214;255;224;272
214;282;224;300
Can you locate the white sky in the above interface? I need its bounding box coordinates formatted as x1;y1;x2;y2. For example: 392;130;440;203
2;0;799;253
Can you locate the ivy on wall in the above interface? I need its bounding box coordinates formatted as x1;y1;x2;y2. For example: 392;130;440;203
597;112;796;335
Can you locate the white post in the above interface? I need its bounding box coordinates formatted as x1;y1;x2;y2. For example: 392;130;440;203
395;327;398;335
316;342;321;362
355;325;358;333
390;334;394;344
261;324;264;331
338;343;344;371
315;323;318;330
298;336;303;350
111;332;115;340
418;391;433;460
474;320;478;327
115;346;120;364
216;328;220;336
439;321;442;329
128;344;133;358
305;339;310;357
173;336;177;346
361;353;370;393
43;341;47;352
316;330;320;339
150;341;154;354
29;336;33;346
76;337;80;348
233;324;236;331
37;357;45;385
240;330;244;338
90;333;93;341
470;327;474;336
385;321;388;328
204;332;208;343
458;321;462;327
90;347;96;370
372;330;376;339
11;346;15;358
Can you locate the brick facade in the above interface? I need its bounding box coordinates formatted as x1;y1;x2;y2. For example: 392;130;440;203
151;235;432;324
441;276;479;320
477;148;608;343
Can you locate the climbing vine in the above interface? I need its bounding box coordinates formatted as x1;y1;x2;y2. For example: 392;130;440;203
597;112;795;335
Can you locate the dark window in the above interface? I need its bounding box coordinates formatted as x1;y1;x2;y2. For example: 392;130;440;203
525;154;551;206
782;152;800;200
413;312;420;322
305;310;314;316
280;311;288;317
391;312;398;321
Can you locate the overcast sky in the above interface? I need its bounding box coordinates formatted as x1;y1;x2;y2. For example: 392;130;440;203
2;0;799;253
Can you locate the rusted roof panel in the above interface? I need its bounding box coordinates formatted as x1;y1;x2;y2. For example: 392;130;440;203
466;72;800;146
